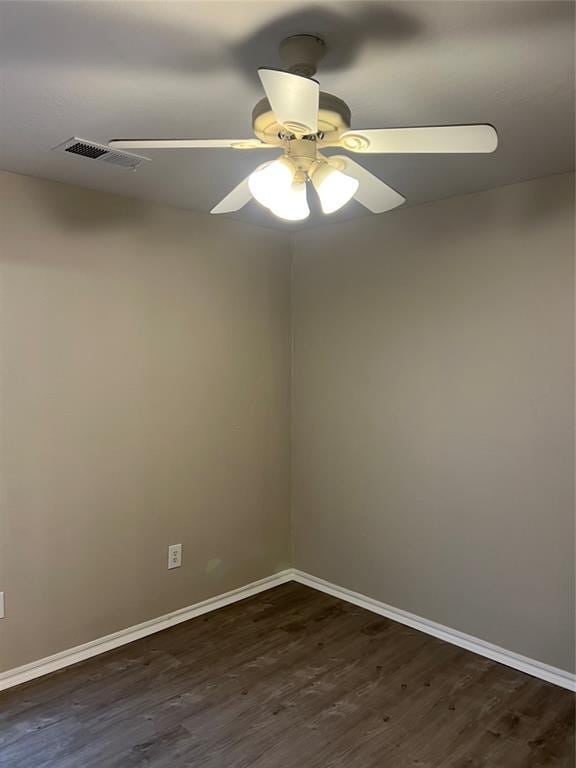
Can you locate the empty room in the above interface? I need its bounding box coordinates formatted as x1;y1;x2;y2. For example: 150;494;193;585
0;1;574;766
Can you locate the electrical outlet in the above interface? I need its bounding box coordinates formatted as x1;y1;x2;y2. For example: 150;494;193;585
0;592;4;619
168;544;182;570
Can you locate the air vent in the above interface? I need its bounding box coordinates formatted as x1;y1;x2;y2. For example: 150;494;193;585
65;142;108;159
52;137;150;170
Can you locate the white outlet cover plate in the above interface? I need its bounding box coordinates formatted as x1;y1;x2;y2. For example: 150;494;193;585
168;544;182;570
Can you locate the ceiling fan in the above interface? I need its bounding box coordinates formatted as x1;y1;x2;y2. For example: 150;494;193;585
109;35;498;222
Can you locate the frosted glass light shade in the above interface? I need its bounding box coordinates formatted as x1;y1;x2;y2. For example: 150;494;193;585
269;182;310;221
248;158;295;209
311;162;359;214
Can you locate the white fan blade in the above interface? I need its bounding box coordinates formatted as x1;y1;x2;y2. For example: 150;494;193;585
258;68;319;134
328;156;405;213
210;177;253;214
340;125;498;154
108;138;266;150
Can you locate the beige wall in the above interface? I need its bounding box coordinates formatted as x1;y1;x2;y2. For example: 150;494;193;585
1;169;573;676
292;173;575;672
0;171;292;671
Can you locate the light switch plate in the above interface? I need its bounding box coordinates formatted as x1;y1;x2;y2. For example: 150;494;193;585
0;592;4;619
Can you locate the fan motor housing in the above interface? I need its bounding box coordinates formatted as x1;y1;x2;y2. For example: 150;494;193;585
252;91;351;146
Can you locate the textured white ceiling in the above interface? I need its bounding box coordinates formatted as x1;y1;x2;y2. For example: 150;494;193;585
0;1;574;229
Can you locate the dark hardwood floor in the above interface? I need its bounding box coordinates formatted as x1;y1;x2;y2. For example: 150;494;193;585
0;582;574;767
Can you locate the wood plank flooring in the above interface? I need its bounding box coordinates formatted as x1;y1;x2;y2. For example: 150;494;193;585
0;582;574;767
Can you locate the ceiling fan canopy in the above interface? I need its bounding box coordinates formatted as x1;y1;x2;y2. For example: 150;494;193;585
109;34;498;222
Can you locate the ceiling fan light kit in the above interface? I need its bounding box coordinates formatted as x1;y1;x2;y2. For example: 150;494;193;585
246;145;359;220
108;34;498;224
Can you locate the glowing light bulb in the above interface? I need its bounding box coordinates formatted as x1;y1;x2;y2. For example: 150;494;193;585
269;182;310;221
248;158;295;209
311;162;359;214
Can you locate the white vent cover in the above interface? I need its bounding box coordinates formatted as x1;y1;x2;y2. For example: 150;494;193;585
52;137;150;170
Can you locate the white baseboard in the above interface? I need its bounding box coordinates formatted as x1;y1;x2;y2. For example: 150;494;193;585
293;569;576;692
0;570;293;693
2;567;574;693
